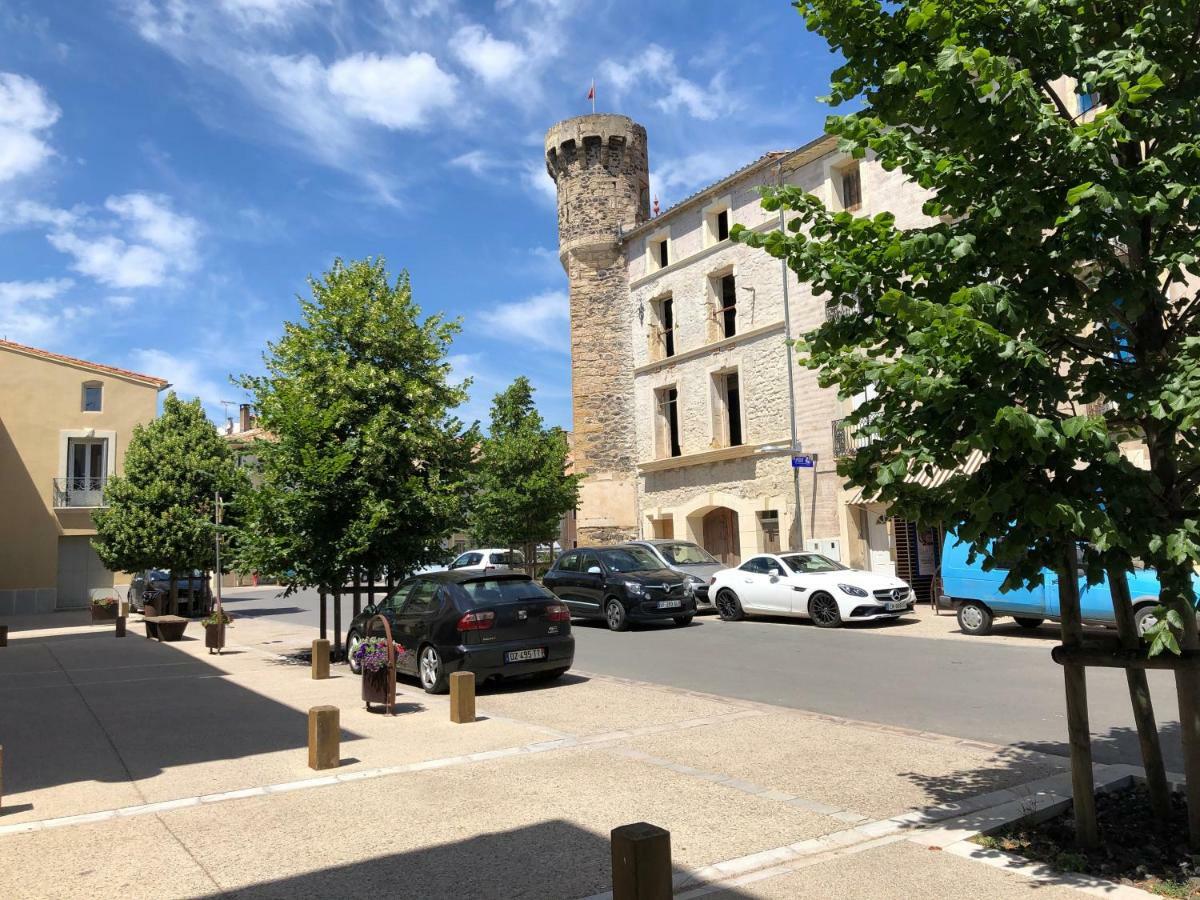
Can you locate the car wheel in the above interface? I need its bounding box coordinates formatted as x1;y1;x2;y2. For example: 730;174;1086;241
1014;616;1044;629
957;601;993;636
418;644;449;694
346;630;362;675
808;592;843;628
1133;605;1160;637
673;615;694;627
605;598;630;632
714;588;744;621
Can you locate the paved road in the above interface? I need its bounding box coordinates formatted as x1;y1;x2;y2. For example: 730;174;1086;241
218;584;1182;769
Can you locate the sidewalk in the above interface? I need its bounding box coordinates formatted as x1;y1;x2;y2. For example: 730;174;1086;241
0;611;1121;898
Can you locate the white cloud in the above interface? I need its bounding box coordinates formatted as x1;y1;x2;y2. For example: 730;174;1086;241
47;192;200;289
0;72;60;182
452;25;525;85
600;44;732;121
478;290;568;351
449;150;498;176
217;0;326;28
128;348;227;407
652;147;766;200
106;295;136;309
0;199;77;231
326;52;458;130
524;159;558;206
0;277;74;344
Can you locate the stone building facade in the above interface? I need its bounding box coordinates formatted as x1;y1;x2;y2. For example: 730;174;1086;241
546;113;934;581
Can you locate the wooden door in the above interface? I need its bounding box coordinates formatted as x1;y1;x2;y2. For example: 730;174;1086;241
702;508;741;566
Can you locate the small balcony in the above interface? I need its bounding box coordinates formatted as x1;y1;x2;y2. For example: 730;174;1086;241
53;476;108;509
832;417;876;458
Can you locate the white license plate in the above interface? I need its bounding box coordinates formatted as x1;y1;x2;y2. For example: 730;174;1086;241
885;601;907;611
505;648;546;663
657;599;682;609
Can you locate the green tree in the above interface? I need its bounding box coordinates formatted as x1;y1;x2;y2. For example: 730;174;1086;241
469;377;580;572
93;393;248;614
236;258;476;647
736;0;1200;844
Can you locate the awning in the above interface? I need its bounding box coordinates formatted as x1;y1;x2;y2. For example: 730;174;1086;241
845;449;986;506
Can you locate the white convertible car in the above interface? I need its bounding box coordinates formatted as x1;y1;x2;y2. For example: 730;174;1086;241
709;551;914;627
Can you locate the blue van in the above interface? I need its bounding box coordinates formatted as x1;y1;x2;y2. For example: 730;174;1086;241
939;532;1180;636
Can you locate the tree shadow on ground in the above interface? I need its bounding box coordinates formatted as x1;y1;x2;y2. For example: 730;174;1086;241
201;819;757;900
0;631;364;797
896;721;1184;818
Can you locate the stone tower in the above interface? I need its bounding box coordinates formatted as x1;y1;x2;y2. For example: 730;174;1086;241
545;113;650;545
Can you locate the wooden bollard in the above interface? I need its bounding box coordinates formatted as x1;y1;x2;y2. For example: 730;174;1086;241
307;706;339;771
450;671;475;724
115;616;126;638
612;822;672;900
311;639;330;680
0;744;4;812
0;625;8;647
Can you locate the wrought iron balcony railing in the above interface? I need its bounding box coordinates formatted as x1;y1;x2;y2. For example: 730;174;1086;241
832;418;876;458
53;476;108;508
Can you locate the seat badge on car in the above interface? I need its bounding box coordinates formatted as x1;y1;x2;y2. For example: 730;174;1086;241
517;609;528;620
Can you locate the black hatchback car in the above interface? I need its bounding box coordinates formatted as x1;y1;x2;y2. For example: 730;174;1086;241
542;545;697;631
345;571;574;693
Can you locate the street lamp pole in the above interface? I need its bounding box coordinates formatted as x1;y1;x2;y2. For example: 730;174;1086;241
778;161;804;551
214;491;223;618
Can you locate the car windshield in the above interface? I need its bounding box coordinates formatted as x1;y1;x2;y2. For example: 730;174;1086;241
460;578;551;605
656;542;718;565
148;570;170;581
488;550;525;565
781;553;847;573
599;547;662;573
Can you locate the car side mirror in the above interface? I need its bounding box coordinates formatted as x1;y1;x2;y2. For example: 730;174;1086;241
769;569;782;578
586;566;602;575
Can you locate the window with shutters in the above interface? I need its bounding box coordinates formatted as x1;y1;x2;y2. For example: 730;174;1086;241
709;271;738;340
649;295;676;360
655;386;682;459
712;369;743;448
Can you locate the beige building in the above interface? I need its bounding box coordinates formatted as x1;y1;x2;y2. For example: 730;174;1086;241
546;114;942;597
0;339;167;614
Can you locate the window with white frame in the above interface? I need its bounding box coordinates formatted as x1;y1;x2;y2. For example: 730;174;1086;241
838;162;862;212
650;295;676;360
712;369;743;448
654;385;682;458
704;200;732;247
646;230;670;272
708;270;738;340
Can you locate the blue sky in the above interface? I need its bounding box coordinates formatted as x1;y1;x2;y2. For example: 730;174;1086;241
0;0;837;430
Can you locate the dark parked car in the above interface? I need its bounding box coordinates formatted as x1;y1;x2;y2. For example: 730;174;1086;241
128;569;211;614
345;571;574;693
542;545;697;631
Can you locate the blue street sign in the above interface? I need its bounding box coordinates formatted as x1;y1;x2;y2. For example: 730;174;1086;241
791;454;814;469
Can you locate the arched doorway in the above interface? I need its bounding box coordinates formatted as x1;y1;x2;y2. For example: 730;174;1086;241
702;507;741;566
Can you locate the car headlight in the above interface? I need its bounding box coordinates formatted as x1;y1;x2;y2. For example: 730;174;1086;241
838;583;869;597
626;581;645;596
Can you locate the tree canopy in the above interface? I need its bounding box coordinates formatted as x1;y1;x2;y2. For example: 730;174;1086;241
469;376;580;565
236;257;477;594
93;393;248;586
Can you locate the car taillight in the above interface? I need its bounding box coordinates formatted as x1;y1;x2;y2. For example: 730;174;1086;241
457;610;495;631
546;604;570;622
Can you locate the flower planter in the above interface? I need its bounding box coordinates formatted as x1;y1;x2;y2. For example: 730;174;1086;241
91;604;118;623
362;667;393;708
204;623;225;654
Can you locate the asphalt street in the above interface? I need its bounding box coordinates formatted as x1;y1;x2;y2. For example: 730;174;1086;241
218;584;1184;769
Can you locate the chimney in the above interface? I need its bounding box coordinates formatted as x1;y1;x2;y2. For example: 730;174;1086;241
239;403;253;433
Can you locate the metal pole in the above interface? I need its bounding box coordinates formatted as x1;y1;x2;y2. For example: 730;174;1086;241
778;162;804;551
214;491;223;619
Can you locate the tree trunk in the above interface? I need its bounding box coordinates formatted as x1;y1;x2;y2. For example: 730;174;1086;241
387;569;395;592
319;588;328;642
1057;550;1100;848
1108;564;1171;824
1162;563;1200;847
367;567;377;609
169;574;179;617
352;568;362;618
332;588;343;661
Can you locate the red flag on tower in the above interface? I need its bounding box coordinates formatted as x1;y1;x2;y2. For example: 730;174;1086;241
587;79;595;112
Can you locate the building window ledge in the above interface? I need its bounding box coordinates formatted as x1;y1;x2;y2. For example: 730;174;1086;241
638;439;791;473
628;218;778;291
633;320;785;376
